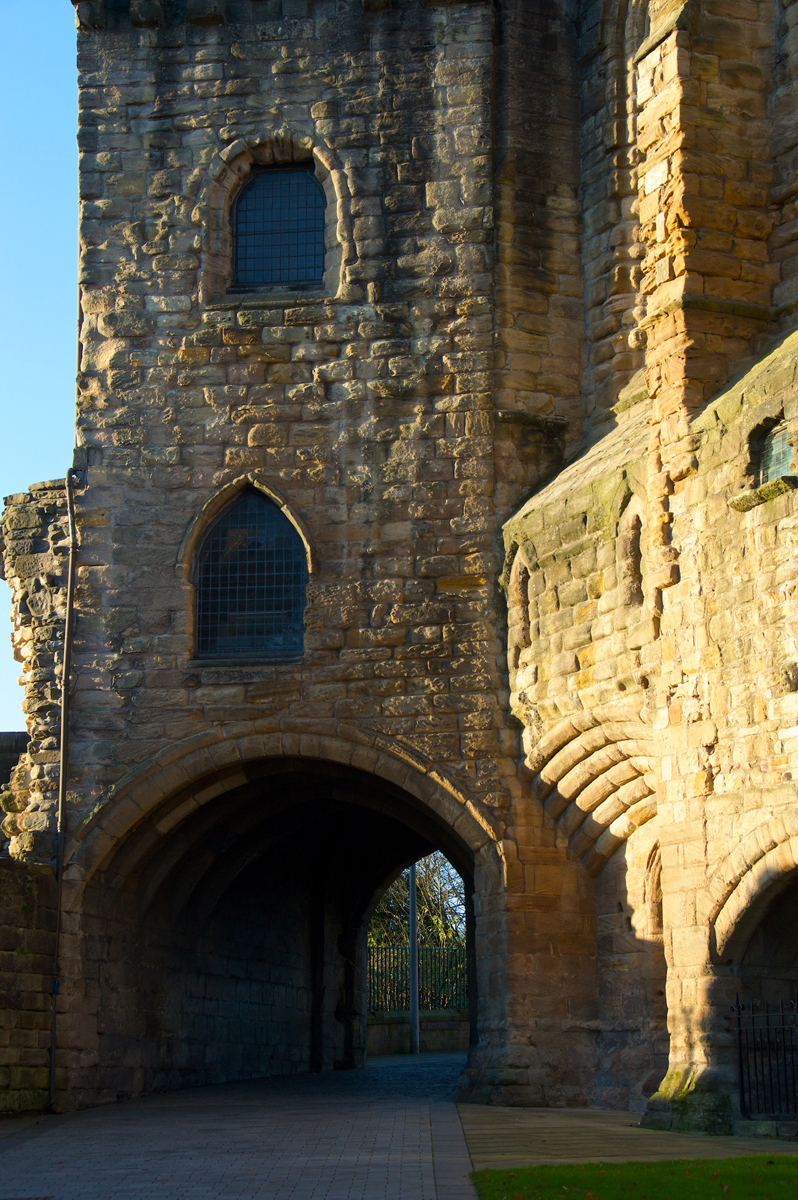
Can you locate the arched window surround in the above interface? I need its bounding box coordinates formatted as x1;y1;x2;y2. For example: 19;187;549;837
197;133;355;306
179;475;315;665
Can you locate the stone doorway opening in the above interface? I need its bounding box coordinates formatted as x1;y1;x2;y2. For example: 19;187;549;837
736;871;798;1004
65;758;480;1106
726;871;798;1123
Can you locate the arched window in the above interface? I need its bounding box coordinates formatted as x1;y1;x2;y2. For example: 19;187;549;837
617;499;644;608
645;845;663;939
232;166;325;290
508;553;531;672
194;491;308;659
759;422;791;485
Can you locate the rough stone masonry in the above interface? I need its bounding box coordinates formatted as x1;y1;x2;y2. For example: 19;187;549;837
2;0;798;1134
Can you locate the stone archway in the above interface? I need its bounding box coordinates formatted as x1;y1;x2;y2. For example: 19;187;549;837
709;816;798;963
54;733;504;1108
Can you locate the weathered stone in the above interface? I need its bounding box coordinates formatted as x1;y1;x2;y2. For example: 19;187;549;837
129;0;163;26
3;0;798;1127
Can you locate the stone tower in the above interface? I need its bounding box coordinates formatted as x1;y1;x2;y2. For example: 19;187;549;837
3;0;798;1132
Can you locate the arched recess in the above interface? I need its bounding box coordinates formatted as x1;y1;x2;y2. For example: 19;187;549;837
506;546;532;679
711;820;798;963
617;494;645;609
194;132;356;304
56;730;502;1100
709;821;798;1012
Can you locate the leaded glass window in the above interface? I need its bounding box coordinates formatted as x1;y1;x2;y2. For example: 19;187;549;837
232;167;325;290
760;423;792;485
195;492;307;659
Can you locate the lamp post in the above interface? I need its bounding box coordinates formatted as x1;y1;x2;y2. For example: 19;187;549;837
409;862;420;1054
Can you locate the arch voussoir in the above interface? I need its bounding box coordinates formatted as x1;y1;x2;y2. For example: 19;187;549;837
712;828;798;960
62;723;500;898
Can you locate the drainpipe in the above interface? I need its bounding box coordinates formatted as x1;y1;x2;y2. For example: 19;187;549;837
48;469;78;1112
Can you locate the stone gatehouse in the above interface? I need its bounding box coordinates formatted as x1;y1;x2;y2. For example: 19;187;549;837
2;0;798;1133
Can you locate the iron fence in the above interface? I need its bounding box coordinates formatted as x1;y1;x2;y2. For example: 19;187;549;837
368;946;468;1013
734;993;798;1118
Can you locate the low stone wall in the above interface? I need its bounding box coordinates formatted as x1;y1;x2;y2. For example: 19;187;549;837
366;1011;470;1057
0;857;56;1114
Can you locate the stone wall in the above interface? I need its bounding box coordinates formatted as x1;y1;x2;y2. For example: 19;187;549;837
577;0;648;425
65;0;517;830
0;482;70;862
75;837;316;1103
366;1011;470;1055
10;0;598;1113
5;0;798;1124
0;859;56;1113
649;329;798;1131
503;321;798;1128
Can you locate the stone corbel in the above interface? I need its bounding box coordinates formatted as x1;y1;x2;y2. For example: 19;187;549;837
73;0;106;30
187;0;225;24
130;0;164;26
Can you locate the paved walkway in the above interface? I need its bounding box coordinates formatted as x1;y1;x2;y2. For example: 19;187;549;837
3;1056;798;1200
0;1053;475;1200
459;1103;798;1171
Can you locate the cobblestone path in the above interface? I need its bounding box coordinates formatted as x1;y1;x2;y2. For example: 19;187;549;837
0;1054;475;1200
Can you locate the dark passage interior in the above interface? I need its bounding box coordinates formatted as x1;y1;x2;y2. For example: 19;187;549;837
75;759;476;1103
736;872;798;1003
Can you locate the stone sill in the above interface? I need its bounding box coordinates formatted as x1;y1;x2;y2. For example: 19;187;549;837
187;657;303;668
728;476;798;512
207;289;330;311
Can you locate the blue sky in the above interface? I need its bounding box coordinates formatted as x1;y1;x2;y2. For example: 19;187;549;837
0;1;78;730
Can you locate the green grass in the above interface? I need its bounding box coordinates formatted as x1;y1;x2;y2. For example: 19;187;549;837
471;1155;798;1199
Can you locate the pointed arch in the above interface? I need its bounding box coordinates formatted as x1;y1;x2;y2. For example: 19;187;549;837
507;548;533;675
707;811;798;961
178;473;317;580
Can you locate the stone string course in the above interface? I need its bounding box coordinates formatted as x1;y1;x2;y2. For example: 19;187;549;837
2;0;798;1131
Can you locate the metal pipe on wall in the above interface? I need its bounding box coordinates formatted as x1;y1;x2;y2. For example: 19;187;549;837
48;470;78;1112
409;862;419;1054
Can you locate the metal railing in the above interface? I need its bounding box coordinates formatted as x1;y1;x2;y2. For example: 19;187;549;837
368;946;468;1013
734;993;798;1118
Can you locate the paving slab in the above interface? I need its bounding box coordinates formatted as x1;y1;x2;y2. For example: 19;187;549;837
458;1104;798;1171
0;1054;475;1200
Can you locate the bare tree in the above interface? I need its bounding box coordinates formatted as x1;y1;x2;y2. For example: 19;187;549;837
368;852;466;947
